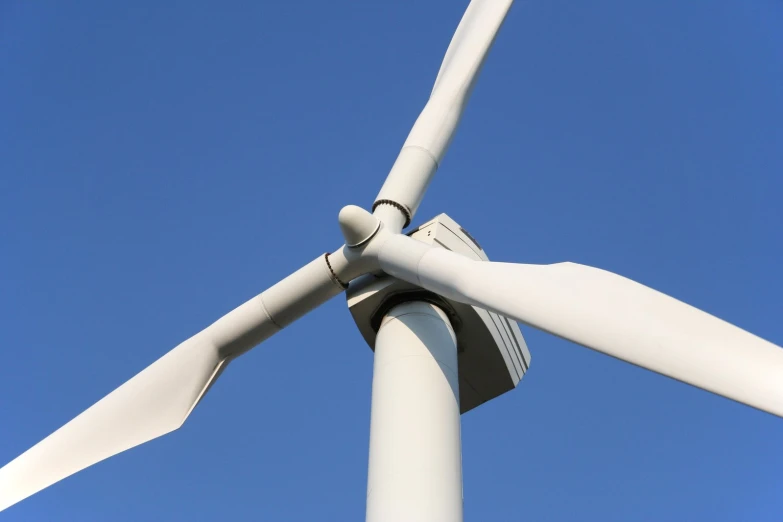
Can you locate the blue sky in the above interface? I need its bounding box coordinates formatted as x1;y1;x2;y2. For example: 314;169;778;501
1;0;782;520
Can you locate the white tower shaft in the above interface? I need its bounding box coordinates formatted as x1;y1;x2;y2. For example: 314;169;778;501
366;301;463;522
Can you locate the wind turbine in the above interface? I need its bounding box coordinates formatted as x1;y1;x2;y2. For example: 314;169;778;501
1;0;781;520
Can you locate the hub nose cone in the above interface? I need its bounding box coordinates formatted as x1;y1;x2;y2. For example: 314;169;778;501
339;205;381;247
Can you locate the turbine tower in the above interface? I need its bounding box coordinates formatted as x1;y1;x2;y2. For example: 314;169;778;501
1;1;781;520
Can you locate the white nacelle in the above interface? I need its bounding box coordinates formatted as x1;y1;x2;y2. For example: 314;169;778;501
347;214;531;413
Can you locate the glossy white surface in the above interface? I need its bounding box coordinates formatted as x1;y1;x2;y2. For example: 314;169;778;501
366;302;462;522
379;234;783;418
0;255;345;512
374;0;515;228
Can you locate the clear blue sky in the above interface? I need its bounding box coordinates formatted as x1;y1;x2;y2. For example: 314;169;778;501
1;1;782;520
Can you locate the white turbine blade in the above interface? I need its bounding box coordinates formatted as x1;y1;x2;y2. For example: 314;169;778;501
0;335;225;512
410;0;513;161
374;0;514;227
379;236;783;417
0;254;346;512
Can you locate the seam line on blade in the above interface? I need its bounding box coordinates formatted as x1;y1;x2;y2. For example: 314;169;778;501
258;294;282;329
413;248;430;289
403;144;440;169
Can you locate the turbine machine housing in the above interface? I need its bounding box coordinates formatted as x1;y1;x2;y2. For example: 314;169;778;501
347;213;531;413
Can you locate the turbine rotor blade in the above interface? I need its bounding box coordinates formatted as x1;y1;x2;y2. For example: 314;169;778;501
379;235;783;418
0;335;225;513
373;0;515;230
0;254;346;512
